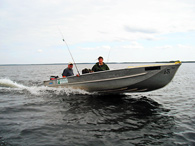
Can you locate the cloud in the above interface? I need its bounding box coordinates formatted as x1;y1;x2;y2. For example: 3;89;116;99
122;42;144;50
37;49;43;53
3;0;194;43
124;26;158;34
1;0;195;43
81;45;111;51
0;0;195;63
154;44;193;50
155;45;173;50
177;44;193;49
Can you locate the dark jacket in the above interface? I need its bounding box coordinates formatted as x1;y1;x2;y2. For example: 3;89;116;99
62;68;74;77
92;62;109;72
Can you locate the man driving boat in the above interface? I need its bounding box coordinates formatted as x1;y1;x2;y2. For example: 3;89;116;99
92;56;109;72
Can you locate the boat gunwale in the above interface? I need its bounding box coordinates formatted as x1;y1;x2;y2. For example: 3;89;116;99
65;72;148;85
63;62;181;80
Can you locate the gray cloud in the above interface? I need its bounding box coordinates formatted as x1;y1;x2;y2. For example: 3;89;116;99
0;0;195;63
124;26;158;34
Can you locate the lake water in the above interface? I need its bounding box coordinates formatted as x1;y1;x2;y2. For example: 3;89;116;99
0;63;195;146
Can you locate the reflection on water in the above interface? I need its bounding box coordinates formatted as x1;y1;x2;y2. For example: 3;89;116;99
1;63;195;146
0;82;177;145
55;94;175;145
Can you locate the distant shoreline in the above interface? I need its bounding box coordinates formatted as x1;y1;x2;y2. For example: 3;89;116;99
0;61;194;66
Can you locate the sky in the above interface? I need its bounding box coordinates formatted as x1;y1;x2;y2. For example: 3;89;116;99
0;0;195;64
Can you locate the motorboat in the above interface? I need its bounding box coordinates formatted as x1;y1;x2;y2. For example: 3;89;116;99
43;61;181;93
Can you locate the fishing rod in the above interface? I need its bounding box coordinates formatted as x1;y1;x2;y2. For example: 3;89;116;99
58;27;80;75
107;48;111;63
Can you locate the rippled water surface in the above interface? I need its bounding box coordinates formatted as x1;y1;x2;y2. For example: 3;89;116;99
0;63;195;146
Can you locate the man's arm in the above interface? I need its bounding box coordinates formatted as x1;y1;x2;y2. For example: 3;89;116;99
92;65;96;72
62;69;68;77
106;64;110;70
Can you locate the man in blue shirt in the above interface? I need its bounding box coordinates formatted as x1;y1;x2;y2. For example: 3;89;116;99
62;62;74;77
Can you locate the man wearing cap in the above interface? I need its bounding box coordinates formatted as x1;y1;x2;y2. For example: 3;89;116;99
92;56;110;72
62;62;74;77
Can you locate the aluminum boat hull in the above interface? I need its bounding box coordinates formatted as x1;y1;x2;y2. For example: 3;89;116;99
43;62;181;93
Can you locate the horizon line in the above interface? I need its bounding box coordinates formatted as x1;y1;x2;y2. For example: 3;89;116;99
0;60;194;66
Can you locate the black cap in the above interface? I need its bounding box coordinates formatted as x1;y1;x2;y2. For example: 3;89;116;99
98;56;103;60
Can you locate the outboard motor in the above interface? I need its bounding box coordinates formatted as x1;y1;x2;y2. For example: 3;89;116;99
50;76;59;80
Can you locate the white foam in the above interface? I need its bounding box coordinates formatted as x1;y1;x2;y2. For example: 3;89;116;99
0;78;26;88
0;78;91;96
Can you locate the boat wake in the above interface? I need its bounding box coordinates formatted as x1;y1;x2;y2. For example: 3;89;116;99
0;78;91;96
